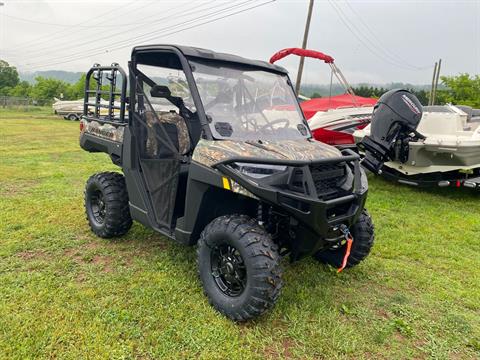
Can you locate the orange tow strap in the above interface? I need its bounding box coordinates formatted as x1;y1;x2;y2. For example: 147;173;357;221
337;237;353;273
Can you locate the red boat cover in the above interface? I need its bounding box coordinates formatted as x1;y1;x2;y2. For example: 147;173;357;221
269;48;334;64
301;94;378;119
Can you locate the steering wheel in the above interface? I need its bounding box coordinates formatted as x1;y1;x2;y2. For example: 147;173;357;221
258;118;290;132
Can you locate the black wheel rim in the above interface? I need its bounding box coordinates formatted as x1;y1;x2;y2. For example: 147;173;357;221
211;244;247;297
90;190;106;224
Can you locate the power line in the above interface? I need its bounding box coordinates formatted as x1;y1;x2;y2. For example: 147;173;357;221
4;0;212;30
24;0;275;71
17;0;231;63
9;0;142;51
25;1;262;69
343;1;431;70
23;0;263;69
327;0;426;72
3;13;146;28
329;0;416;71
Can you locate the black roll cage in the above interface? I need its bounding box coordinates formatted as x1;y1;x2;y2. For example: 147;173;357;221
129;46;214;140
129;45;310;141
83;45;311;143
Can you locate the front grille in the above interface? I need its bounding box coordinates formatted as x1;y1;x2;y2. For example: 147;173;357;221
310;162;348;200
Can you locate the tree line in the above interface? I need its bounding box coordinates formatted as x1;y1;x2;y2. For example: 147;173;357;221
0;60;89;105
1;59;479;108
309;74;480;108
350;75;480;108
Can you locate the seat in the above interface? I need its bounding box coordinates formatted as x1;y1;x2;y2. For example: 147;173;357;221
145;110;191;157
456;105;473;122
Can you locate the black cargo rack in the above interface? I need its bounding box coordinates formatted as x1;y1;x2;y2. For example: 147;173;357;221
83;63;127;123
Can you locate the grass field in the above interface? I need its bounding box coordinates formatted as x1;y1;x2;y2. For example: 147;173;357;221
0;108;479;359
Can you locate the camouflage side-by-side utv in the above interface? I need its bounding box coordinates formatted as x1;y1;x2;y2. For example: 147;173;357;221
79;45;374;321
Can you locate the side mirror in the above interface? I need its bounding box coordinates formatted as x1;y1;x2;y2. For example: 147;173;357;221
150;85;171;98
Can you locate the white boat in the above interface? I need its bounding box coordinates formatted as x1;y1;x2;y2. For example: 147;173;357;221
52;98;84;120
53;97;131;120
354;91;480;189
308;105;375;148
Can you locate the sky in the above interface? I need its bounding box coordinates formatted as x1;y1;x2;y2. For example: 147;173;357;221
0;0;479;85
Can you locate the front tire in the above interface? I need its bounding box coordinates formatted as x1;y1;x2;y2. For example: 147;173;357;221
197;215;282;321
84;172;132;238
314;209;374;269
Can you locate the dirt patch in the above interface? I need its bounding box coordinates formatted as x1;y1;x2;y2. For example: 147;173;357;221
91;255;113;273
263;338;295;359
63;242;100;257
16;249;50;260
63;242;114;272
0;179;40;197
119;254;134;267
377;308;390;320
76;272;87;283
281;339;294;358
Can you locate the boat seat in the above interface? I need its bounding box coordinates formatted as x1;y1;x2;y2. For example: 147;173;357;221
468;109;480;123
456;105;473;122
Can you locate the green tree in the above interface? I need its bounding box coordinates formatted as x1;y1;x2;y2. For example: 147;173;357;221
64;73;111;100
0;86;12;96
310;92;322;98
68;74;86;99
30;76;70;105
352;86;386;98
435;74;480;107
0;60;20;94
352;85;374;97
9;81;32;98
408;88;429;105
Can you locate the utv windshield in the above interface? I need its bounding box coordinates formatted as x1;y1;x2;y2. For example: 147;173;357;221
189;59;310;141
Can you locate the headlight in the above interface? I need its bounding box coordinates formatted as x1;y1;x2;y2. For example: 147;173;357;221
232;162;287;179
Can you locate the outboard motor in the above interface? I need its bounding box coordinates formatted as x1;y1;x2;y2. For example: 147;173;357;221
361;89;423;174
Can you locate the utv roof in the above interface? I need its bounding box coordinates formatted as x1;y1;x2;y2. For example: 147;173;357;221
132;44;288;74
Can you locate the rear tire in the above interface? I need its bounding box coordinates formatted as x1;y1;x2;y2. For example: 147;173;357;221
84;172;132;238
314;209;374;269
197;215;282;321
67;113;78;121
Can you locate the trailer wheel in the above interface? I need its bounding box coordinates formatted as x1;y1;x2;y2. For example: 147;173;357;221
314;209;374;269
197;215;283;321
67;113;79;121
84;172;132;238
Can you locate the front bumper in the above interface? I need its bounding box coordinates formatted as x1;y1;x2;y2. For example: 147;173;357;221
215;149;369;258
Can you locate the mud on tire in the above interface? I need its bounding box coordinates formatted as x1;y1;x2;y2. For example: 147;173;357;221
84;172;132;238
314;209;374;269
197;215;283;321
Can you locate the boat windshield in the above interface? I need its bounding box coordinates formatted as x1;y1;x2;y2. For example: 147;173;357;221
189;59;310;141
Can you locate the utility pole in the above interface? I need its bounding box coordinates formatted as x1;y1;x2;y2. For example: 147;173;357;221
432;58;442;106
295;0;315;95
429;62;437;106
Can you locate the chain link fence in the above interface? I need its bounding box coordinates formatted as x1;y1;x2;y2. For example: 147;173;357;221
0;96;52;111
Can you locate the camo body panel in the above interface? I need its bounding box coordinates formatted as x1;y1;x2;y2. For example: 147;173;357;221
192;138;342;167
230;180;258;200
145;111;190;156
82;120;124;142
